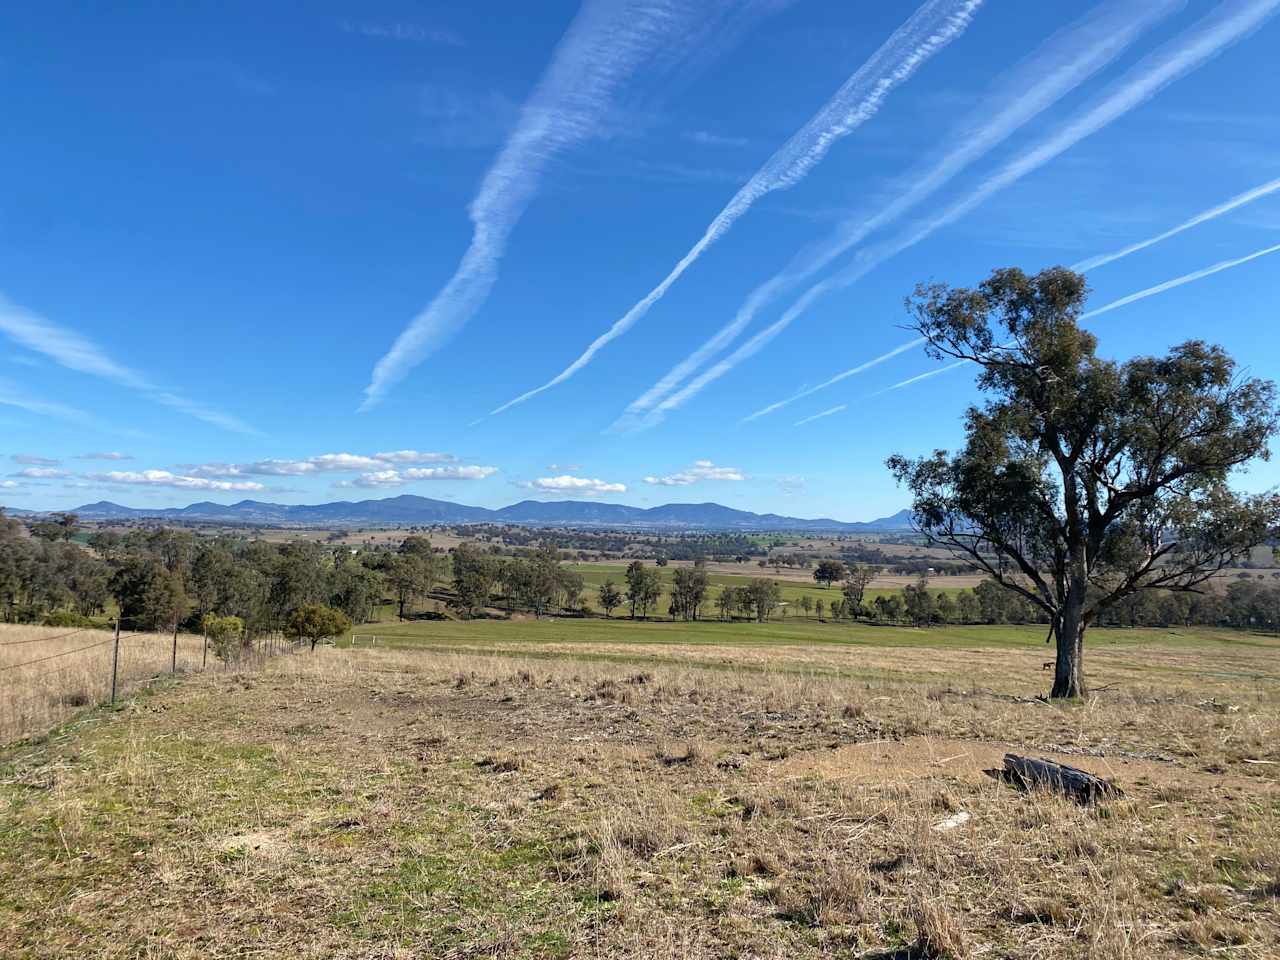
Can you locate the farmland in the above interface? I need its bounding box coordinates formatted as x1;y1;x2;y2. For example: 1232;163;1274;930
3;616;1278;958
562;561;974;614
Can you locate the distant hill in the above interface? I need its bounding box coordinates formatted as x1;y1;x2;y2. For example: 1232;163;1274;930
10;495;915;532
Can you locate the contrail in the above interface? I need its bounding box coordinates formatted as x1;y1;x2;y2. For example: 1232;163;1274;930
487;0;986;417
743;336;926;422
622;0;1184;428
1083;240;1280;318
880;359;971;392
643;0;1279;426
0;295;260;436
754;172;1280;423
359;0;765;412
793;404;847;426
889;238;1280;392
1072;174;1280;271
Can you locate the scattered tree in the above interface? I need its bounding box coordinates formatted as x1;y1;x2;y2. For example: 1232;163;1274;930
890;266;1280;697
598;579;623;618
841;565;878;619
284;603;352;652
813;559;847;589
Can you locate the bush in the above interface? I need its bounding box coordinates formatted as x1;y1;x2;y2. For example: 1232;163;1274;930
40;611;96;628
202;614;246;664
284;604;352;651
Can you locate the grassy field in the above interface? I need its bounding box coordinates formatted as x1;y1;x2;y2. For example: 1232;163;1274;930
3;617;1278;958
0;625;211;744
563;562;972;615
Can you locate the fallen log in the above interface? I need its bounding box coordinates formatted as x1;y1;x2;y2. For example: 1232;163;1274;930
987;753;1123;804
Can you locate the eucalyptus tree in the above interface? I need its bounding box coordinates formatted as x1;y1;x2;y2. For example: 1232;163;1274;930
889;267;1280;697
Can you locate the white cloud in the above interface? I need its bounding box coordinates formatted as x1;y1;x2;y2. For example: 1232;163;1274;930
373;450;459;464
306;453;387;472
525;475;626;494
547;463;582;472
13;467;71;479
643;460;745;486
90;470;265;492
0;480;19;489
403;465;497;480
11;453;60;466
341;464;499;489
186;450;477;478
347;470;404;489
77;451;133;461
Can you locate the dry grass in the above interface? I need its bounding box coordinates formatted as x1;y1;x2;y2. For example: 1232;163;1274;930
2;628;1278;958
1;624;218;743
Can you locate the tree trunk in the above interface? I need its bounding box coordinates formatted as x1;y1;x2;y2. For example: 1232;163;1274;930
1050;600;1087;698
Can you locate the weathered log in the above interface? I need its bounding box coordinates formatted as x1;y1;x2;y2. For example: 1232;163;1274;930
988;753;1123;804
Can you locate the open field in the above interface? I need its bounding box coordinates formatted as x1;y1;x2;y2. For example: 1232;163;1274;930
563;563;975;615
0;625;211;744
3;617;1278;958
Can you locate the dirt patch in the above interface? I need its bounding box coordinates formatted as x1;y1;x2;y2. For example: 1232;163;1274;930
212;829;290;860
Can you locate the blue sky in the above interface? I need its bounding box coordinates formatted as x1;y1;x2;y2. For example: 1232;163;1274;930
3;0;1279;521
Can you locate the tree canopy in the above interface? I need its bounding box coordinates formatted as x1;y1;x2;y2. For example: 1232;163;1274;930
889;266;1280;697
284;604;352;651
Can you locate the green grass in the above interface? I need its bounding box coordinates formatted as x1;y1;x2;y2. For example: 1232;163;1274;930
561;562;966;614
347;610;1275;654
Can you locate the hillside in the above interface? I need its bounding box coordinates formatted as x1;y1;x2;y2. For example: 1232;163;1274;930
37;496;915;532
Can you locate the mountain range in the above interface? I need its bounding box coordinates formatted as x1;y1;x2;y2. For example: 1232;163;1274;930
6;495;914;532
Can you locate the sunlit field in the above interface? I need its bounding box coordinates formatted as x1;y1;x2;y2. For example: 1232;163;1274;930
562;562;973;614
2;625;229;744
3;616;1277;958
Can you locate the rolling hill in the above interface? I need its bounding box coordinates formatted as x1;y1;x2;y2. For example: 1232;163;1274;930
38;496;914;532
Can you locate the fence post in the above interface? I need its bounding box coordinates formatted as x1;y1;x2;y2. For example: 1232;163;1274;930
202;630;208;670
110;618;121;704
171;623;179;674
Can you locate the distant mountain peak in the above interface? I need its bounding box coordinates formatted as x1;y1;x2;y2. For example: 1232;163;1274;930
44;495;914;532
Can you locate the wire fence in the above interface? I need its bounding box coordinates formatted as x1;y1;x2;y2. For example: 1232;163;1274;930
0;620;296;745
0;627;95;648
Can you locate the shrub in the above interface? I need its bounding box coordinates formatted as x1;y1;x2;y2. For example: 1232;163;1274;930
40;611;96;628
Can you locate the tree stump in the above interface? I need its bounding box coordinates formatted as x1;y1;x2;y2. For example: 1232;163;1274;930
988;753;1123;804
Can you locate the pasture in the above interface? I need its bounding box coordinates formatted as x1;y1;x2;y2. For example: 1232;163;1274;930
0;625;209;744
562;562;973;615
2;616;1277;958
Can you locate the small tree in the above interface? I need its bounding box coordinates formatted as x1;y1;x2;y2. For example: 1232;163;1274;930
842;565;878;619
799;594;813;618
451;544;497;617
813;559;847;589
902;574;936;627
202;613;245;665
143;568;188;634
598;579;622;618
284;604;352;652
715;587;736;620
745;578;782;622
890;266;1280;697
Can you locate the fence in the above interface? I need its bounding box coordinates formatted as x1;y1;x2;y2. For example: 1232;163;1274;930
0;620;292;745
